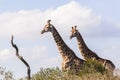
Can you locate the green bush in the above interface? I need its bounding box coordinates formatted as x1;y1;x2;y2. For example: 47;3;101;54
79;59;106;75
30;60;119;80
1;59;120;80
0;67;14;80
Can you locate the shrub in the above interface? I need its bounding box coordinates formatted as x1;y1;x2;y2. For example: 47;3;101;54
30;60;119;80
0;67;14;80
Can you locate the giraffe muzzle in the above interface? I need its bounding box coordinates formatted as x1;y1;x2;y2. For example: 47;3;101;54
41;30;45;34
70;36;73;39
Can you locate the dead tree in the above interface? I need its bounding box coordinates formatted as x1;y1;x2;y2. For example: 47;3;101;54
11;35;31;80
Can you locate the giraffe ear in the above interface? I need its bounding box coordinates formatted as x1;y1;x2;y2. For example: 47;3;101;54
72;26;74;29
71;27;74;32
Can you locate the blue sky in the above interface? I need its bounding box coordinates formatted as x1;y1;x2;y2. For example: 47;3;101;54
0;0;120;79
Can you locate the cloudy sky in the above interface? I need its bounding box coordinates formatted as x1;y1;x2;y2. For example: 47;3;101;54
0;0;120;79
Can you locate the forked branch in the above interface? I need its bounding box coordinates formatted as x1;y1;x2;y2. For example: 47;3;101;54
11;35;31;80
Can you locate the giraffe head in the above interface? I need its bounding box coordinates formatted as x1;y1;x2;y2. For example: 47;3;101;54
41;19;53;34
70;26;79;39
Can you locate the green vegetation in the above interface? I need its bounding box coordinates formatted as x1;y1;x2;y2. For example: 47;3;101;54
1;60;120;80
31;60;120;80
0;67;14;80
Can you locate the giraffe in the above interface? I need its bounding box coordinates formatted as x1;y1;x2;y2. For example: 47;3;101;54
41;20;85;73
70;26;115;72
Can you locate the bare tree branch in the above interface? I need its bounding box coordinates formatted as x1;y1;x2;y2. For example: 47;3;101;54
11;35;31;80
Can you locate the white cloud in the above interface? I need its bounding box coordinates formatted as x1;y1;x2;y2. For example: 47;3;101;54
0;10;43;39
47;1;101;27
0;49;13;60
0;1;118;39
0;1;102;39
43;1;101;37
0;1;120;78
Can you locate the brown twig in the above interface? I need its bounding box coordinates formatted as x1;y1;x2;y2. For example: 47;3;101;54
11;35;31;80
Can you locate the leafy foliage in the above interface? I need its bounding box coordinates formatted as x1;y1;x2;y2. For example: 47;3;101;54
79;59;106;75
0;67;14;80
30;60;119;80
1;60;120;80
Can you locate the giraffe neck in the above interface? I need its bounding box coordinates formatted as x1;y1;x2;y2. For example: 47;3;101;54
76;32;98;60
76;32;115;71
51;26;76;61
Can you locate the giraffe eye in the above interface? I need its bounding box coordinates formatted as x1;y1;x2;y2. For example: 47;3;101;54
45;27;49;31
